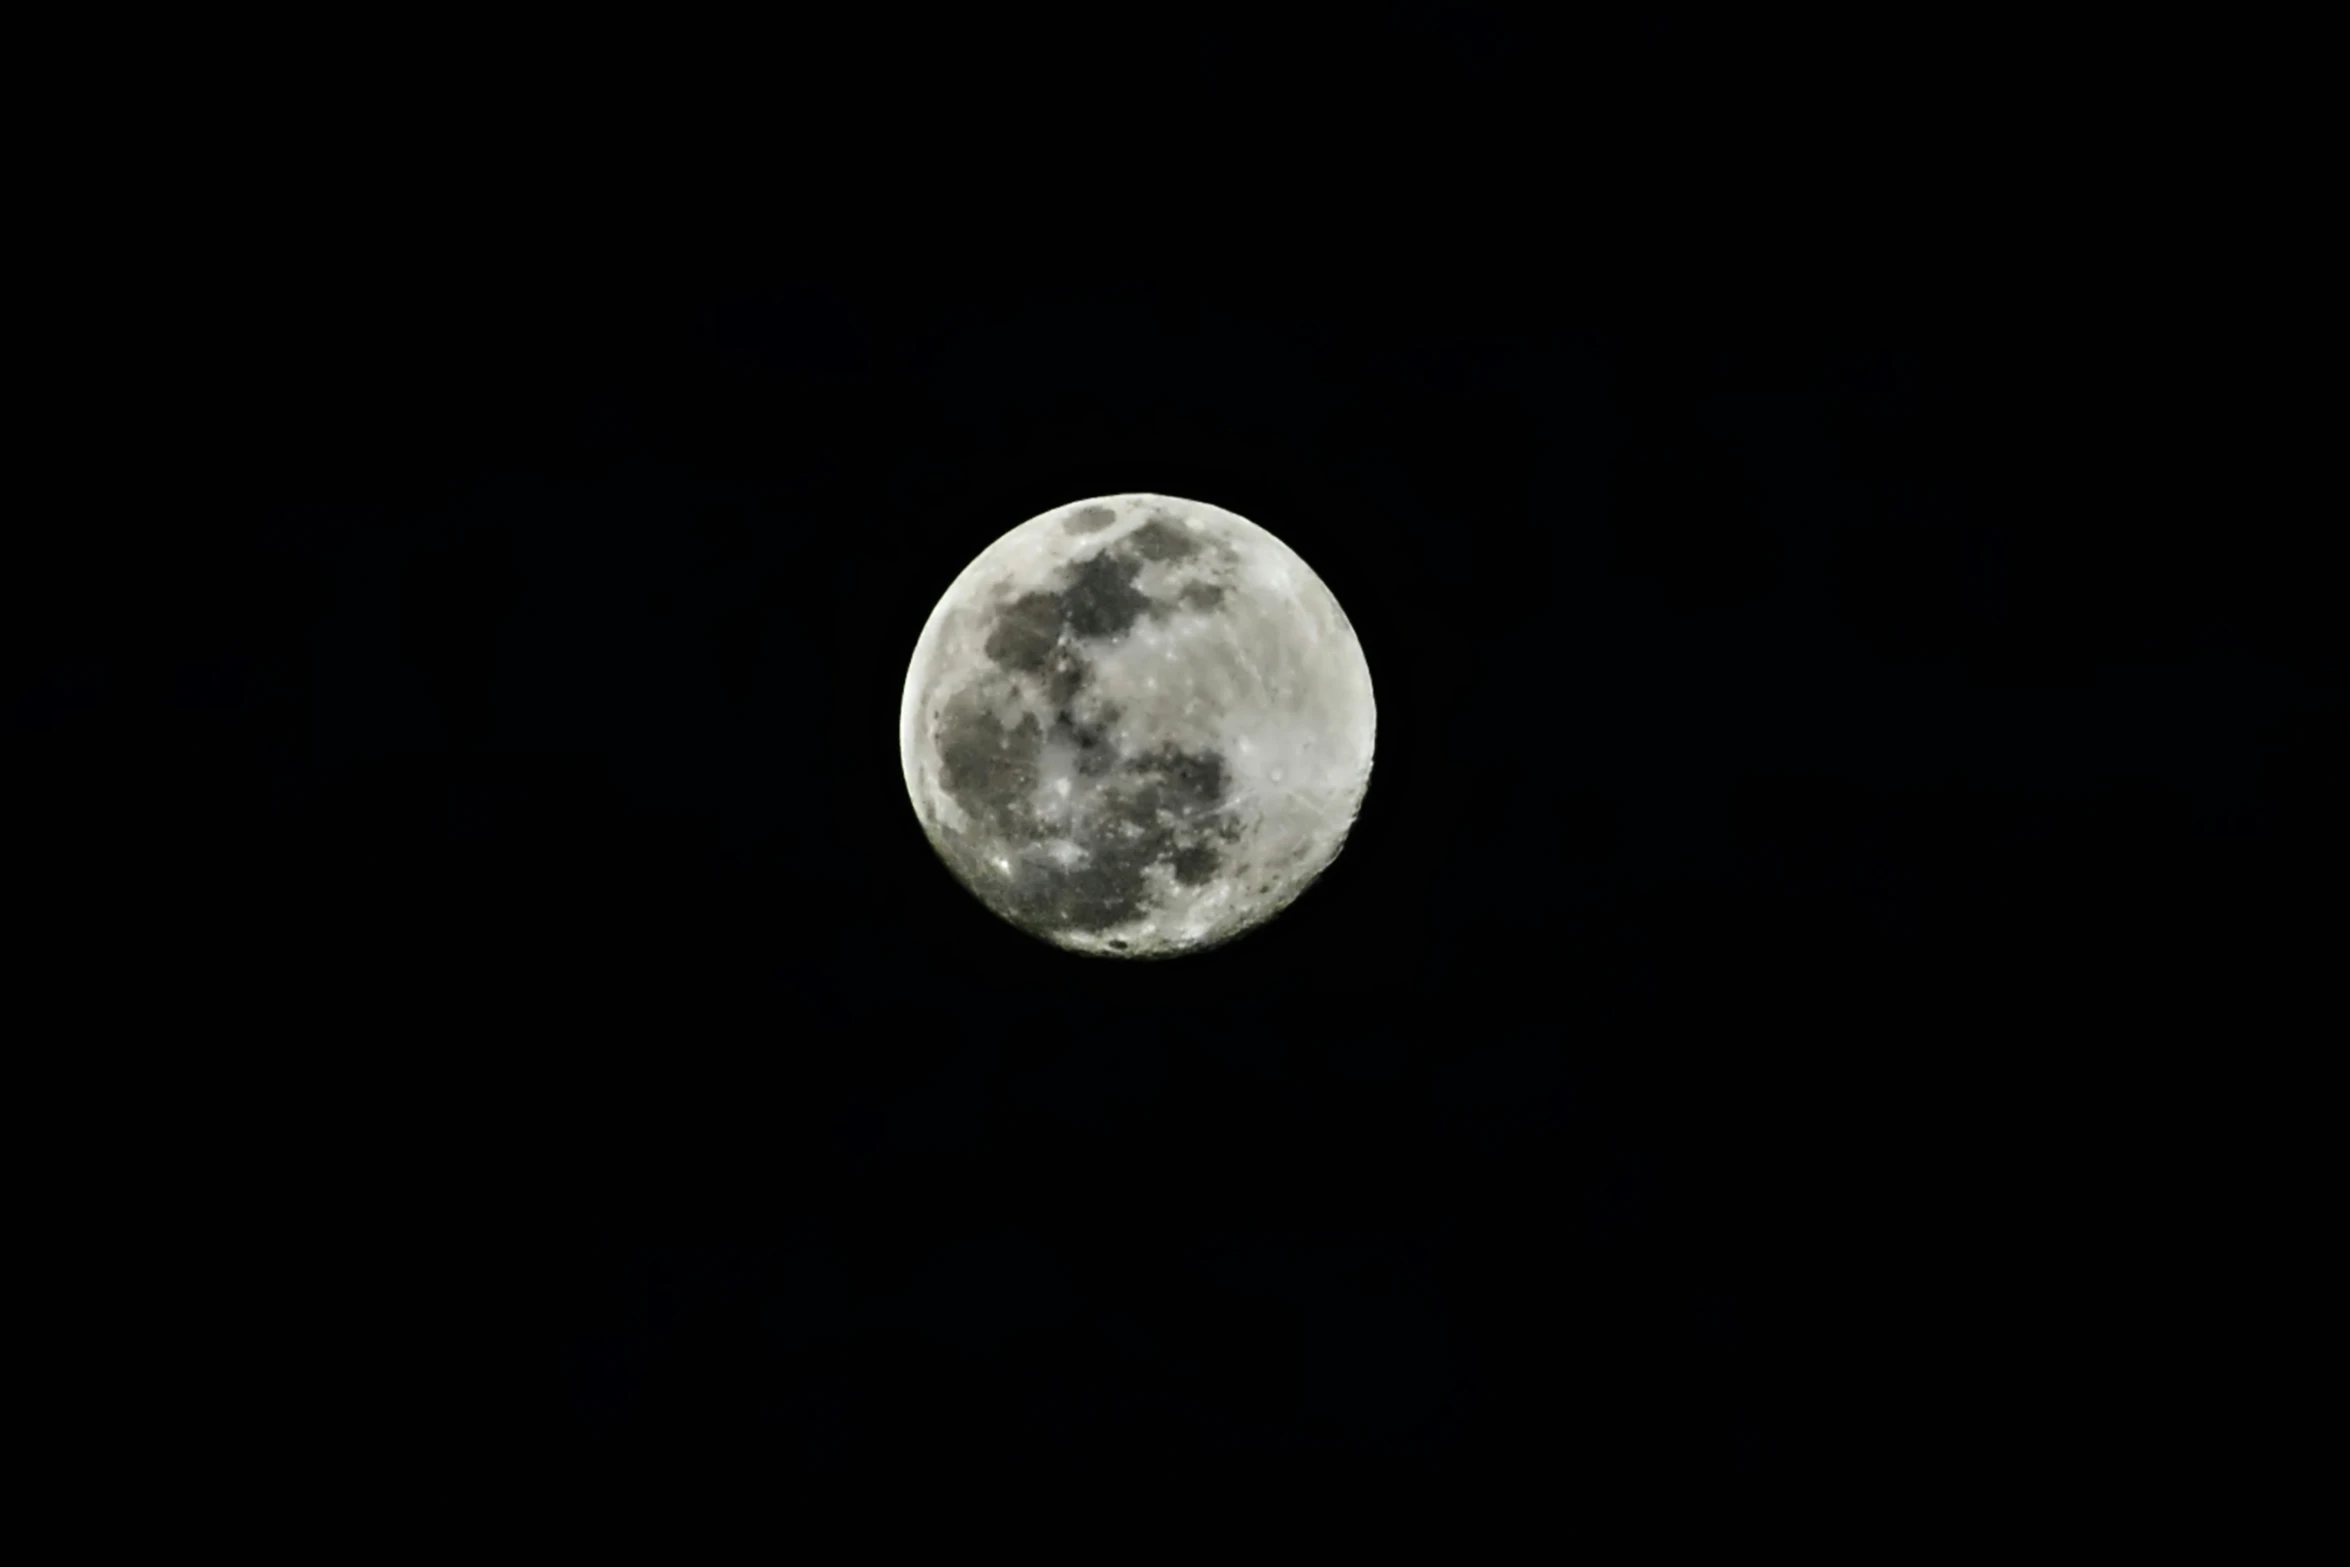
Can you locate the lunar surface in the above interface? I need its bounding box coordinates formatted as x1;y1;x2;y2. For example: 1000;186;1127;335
900;493;1376;957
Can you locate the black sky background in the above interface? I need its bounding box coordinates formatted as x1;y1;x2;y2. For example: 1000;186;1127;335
14;24;2338;1497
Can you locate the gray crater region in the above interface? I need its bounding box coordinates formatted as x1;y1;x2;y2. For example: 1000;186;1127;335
900;494;1377;957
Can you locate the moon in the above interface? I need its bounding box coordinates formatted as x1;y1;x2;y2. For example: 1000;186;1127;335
899;493;1376;957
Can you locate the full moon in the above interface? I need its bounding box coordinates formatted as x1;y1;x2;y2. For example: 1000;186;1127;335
899;493;1376;957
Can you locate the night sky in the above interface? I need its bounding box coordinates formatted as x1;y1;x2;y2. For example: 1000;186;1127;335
18;61;2334;1494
